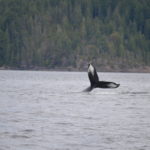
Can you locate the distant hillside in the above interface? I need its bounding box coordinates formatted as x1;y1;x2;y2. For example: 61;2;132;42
0;0;150;72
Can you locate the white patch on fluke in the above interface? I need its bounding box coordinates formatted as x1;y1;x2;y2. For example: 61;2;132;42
108;83;117;88
88;64;94;76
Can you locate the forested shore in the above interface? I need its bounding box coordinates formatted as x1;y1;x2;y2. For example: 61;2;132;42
0;0;150;72
1;65;150;73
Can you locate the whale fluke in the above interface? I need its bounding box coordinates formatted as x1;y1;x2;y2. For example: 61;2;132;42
84;64;120;92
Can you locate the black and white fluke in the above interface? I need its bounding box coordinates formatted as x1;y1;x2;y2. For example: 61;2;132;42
84;64;120;92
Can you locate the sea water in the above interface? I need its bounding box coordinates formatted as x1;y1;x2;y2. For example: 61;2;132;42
0;70;150;150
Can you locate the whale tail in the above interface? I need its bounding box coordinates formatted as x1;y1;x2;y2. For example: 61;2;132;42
83;86;93;92
88;63;99;87
84;63;120;92
97;81;120;88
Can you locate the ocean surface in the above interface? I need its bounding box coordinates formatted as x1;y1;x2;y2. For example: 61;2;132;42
0;70;150;150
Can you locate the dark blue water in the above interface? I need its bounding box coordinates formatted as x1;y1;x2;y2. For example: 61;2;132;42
0;70;150;150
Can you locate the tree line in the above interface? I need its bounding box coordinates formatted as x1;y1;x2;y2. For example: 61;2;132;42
0;0;150;71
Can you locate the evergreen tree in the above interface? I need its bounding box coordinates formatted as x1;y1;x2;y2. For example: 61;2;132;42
0;0;150;70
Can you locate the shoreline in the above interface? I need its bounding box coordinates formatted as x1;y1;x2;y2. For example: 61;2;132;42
0;66;150;73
